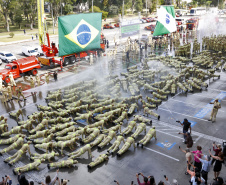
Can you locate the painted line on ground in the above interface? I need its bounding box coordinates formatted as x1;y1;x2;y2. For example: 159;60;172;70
153;120;225;143
144;146;180;161
208;88;226;92
168;99;225;113
156;130;183;140
191;93;226;101
157;128;177;131
194;135;202;144
158;107;209;122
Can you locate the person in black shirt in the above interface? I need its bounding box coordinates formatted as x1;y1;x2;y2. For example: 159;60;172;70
178;118;191;143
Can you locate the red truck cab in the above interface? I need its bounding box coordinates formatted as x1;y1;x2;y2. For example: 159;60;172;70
0;56;41;84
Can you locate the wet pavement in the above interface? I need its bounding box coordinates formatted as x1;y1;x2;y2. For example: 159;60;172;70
0;43;226;185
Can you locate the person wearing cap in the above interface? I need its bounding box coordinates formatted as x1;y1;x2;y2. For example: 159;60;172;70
68;143;93;159
131;122;146;139
0;135;25;155
194;153;211;184
137;126;157;148
212;143;222;165
178;118;191;143
4;141;32;166
107;134;125;154
87;153;109;169
208;99;221;123
13;158;45;175
117;136;136;157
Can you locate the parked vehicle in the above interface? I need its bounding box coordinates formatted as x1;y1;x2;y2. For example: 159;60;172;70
0;51;17;63
103;24;114;29
38;32;106;68
140;19;146;23
34;46;44;55
186;18;199;30
141;34;148;42
114;23;120;27
22;46;39;56
0;56;41;84
145;24;155;33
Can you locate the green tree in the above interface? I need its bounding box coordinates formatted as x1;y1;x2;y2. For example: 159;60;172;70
135;0;143;12
63;4;73;14
14;10;23;29
0;0;16;32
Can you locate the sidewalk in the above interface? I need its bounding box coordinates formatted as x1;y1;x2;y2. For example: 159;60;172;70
0;35;58;46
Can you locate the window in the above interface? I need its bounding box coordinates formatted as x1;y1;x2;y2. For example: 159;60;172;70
12;66;17;70
5;66;11;70
5;53;13;57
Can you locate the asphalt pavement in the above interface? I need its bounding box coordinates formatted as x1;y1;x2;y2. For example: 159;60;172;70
0;44;226;185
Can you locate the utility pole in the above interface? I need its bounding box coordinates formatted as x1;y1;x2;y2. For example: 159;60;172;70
146;0;148;17
60;0;62;15
92;0;93;12
122;0;124;19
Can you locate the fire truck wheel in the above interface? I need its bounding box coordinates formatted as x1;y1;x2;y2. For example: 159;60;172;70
4;77;10;84
63;58;70;66
70;56;76;64
31;69;38;76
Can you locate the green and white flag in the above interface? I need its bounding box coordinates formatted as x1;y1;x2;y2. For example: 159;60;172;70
58;13;102;57
153;6;176;36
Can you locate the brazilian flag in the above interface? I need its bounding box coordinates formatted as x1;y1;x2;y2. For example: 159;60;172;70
58;13;102;57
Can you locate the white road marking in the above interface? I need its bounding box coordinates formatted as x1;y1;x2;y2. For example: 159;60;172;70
207;88;226;92
158;128;178;131
168;99;225;112
156;130;183;140
158;107;209;122
194;135;202;143
144;146;180;161
191;93;226;102
153;120;225;143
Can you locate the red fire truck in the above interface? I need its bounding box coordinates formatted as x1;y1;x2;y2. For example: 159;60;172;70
0;56;41;84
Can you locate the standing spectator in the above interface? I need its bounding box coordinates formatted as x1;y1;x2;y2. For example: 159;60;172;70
106;40;109;48
178;132;193;148
53;71;58;81
212;177;224;185
212;143;222;165
24;29;26;35
164;176;178;185
18;172;29;185
31;34;34;40
195;154;211;184
179;146;193;175
209;150;224;180
36;33;38;40
149;176;155;185
178;119;191;143
126;50;130;62
136;173;150;185
208;99;221;123
191;146;203;172
0;176;12;185
187;163;205;185
41;169;59;185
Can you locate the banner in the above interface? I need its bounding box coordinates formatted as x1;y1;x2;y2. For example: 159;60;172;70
121;19;140;38
153;6;176;36
58;13;102;57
